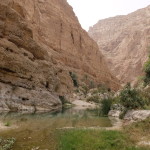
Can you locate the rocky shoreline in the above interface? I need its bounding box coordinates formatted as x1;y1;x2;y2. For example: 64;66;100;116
109;109;150;124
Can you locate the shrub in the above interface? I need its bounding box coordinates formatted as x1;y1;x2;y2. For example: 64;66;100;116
119;83;145;109
4;122;11;127
91;89;99;95
86;95;100;103
69;72;78;87
0;137;16;150
143;55;150;85
140;88;150;108
97;84;109;94
100;98;112;116
81;85;89;96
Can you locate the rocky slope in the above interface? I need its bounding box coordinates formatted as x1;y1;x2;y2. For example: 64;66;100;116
89;5;150;84
0;0;119;112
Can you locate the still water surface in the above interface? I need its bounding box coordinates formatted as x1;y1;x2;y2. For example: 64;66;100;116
0;108;112;150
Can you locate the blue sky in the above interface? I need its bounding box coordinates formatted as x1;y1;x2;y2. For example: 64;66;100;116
67;0;150;31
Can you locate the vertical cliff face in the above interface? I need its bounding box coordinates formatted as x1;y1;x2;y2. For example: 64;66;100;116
89;6;150;84
0;0;119;112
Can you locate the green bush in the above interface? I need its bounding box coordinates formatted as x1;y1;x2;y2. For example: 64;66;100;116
81;85;89;96
139;89;150;109
119;83;145;109
100;98;112;116
0;137;16;150
4;122;11;127
143;55;150;85
69;72;78;87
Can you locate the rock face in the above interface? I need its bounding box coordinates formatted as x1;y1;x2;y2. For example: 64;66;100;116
0;0;119;112
89;6;150;84
124;110;150;122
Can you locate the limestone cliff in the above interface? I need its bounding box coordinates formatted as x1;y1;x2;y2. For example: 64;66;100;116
0;0;119;112
89;6;150;84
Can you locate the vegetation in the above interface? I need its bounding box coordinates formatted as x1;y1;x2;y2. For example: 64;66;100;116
4;122;11;127
59;96;67;105
97;84;110;94
59;96;73;109
58;129;149;150
100;98;113;116
86;80;149;117
0;137;15;150
124;117;150;146
86;95;100;103
89;80;95;89
119;109;128;119
69;72;78;87
82;75;96;89
80;85;89;96
119;83;145;109
143;55;150;85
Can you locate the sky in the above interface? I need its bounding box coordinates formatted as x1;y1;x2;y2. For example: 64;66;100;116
67;0;150;31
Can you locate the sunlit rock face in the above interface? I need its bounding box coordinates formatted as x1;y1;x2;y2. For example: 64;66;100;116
0;0;119;112
89;6;150;84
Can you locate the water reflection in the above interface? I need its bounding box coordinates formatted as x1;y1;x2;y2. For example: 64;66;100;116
0;107;112;128
0;108;114;150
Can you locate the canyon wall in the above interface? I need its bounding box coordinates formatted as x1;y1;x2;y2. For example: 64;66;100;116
89;6;150;84
0;0;119;112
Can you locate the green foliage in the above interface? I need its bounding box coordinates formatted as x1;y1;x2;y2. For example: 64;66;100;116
119;83;145;109
4;122;11;127
139;90;150;108
81;85;89;96
143;55;150;85
0;137;15;150
86;95;100;103
100;98;113;116
58;129;149;150
69;72;78;87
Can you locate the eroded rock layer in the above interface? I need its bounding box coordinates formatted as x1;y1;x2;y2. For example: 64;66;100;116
89;6;150;84
0;0;119;112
